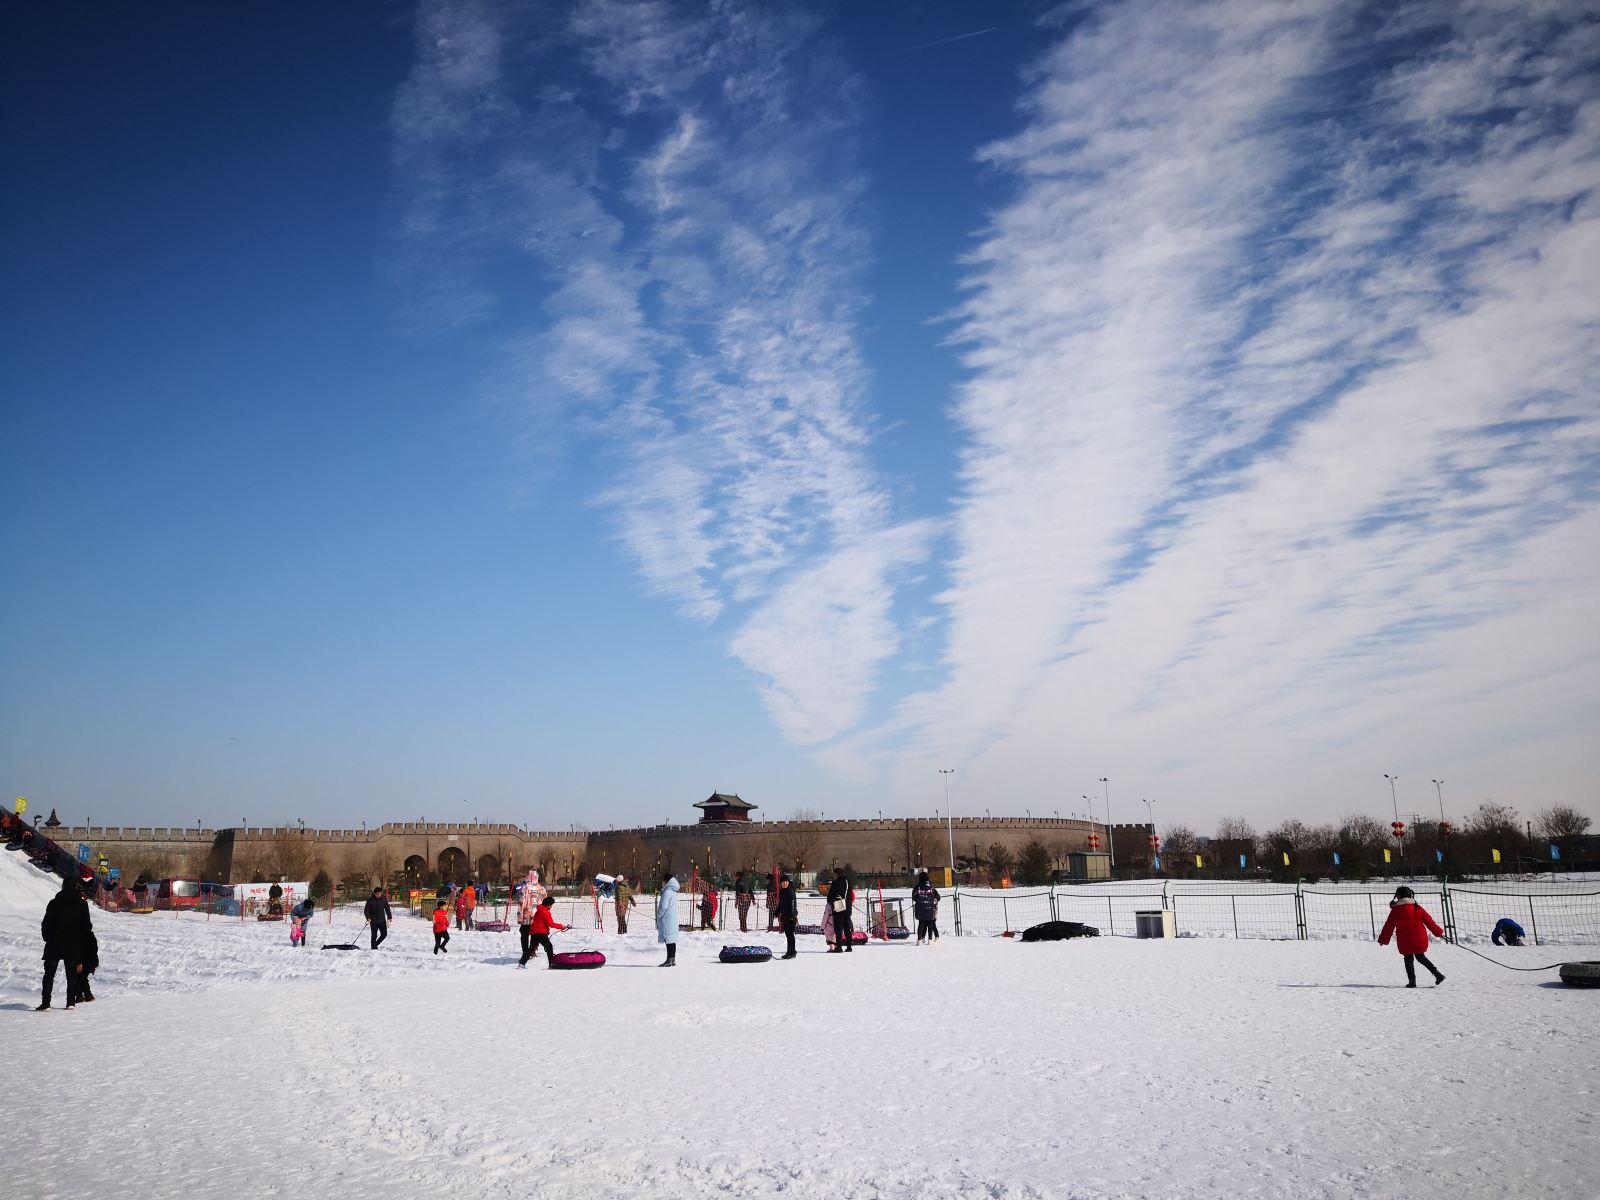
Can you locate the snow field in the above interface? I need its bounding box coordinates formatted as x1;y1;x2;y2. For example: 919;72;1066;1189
4;847;1599;1200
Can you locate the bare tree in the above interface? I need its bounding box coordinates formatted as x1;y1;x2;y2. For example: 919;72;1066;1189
1215;816;1256;842
1161;824;1198;859
1534;805;1592;839
774;809;824;874
263;828;321;881
1463;802;1521;841
903;823;942;871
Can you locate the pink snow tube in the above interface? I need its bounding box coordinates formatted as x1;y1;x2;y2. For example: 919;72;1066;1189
549;950;606;970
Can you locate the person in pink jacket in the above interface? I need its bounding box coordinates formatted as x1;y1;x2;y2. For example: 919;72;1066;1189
1377;886;1445;988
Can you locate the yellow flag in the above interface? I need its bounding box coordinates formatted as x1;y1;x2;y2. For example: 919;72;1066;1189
1383;848;1392;863
1282;851;1290;866
13;797;25;814
1491;848;1501;864
1194;854;1203;870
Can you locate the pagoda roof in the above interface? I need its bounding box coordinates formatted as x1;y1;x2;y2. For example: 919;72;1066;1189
694;793;756;811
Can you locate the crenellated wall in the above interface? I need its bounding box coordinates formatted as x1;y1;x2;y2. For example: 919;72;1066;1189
45;815;1136;885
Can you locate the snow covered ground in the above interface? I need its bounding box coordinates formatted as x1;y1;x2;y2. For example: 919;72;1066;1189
4;852;1597;1200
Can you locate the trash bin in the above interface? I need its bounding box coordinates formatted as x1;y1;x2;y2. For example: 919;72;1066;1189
1135;910;1175;939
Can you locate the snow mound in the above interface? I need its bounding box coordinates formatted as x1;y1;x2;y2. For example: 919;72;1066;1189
0;839;63;919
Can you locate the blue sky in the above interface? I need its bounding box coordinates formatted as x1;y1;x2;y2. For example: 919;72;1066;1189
3;0;1597;836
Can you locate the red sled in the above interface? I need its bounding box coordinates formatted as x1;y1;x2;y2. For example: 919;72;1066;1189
549;950;606;970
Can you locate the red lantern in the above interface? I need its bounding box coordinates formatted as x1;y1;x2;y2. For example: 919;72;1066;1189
1147;834;1161;850
1438;821;1452;837
1391;820;1406;839
1087;833;1102;850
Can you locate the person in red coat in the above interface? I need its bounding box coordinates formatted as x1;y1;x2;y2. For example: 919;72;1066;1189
1378;886;1445;987
520;896;569;969
432;902;451;955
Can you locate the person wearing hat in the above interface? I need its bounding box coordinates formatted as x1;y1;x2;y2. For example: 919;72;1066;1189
364;885;393;950
1378;886;1445;987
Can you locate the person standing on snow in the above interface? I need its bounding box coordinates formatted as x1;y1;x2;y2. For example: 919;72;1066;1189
614;875;636;934
699;882;718;931
464;883;478;930
520;896;569;968
657;871;681;966
826;867;855;952
518;877;542;960
1378;886;1446;987
364;886;393;950
912;871;940;944
38;875;93;1010
289;895;317;948
776;870;798;960
734;870;755;932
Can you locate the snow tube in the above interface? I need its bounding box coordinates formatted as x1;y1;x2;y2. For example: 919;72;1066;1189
475;920;510;932
321;943;359;951
719;945;773;963
1559;961;1600;988
795;923;824;935
887;927;910;940
549;951;606;970
1019;920;1100;942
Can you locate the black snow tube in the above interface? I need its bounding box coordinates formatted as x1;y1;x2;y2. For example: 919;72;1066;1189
1020;920;1100;942
1558;961;1600;988
719;945;773;963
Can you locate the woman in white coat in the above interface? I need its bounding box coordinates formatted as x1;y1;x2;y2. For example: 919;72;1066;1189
656;872;680;966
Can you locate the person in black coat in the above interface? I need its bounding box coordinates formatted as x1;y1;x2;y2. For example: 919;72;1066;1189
911;871;940;943
39;876;93;1010
826;867;854;953
364;886;393;950
776;871;798;959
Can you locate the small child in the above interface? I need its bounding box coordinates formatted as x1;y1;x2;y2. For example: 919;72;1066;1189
520;896;568;968
1378;886;1445;987
432;902;451;954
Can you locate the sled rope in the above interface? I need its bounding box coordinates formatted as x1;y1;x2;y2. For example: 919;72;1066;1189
1444;940;1574;972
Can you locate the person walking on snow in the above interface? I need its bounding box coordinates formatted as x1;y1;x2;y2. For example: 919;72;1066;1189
453;888;468;931
734;870;754;932
463;883;477;930
826;867;855;952
912;871;940;944
657;872;680;966
520;896;569;968
614;875;636;934
1378;886;1445;987
364;886;393;950
39;875;93;1010
433;900;452;954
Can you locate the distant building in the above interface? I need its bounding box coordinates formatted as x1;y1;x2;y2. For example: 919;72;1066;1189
694;793;757;824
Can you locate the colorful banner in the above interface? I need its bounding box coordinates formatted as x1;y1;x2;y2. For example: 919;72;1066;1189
1238;854;1247;870
77;843;91;863
1551;845;1561;861
1435;849;1444;863
14;797;26;814
1281;851;1290;866
1153;854;1161;871
1333;851;1341;866
1195;854;1204;870
1492;848;1502;864
1383;848;1392;863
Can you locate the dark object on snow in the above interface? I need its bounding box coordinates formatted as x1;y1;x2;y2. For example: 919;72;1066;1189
550;950;606;970
475;919;510;932
795;923;824;935
1559;961;1600;988
321;943;360;951
1019;920;1100;942
719;945;773;963
888;927;910;940
1492;918;1526;947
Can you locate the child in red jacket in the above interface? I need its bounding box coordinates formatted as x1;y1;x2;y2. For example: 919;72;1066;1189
432;902;451;954
520;896;568;969
1378;886;1445;987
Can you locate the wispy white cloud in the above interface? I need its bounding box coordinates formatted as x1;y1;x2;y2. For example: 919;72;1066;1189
851;0;1600;823
392;0;932;744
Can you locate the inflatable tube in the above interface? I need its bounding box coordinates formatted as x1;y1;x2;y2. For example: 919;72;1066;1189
321;943;360;951
887;927;911;940
719;945;773;963
795;923;824;935
1020;920;1101;942
475;920;510;932
1559;961;1600;988
550;950;606;970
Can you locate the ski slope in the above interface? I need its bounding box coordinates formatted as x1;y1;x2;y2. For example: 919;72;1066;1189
3;849;1596;1200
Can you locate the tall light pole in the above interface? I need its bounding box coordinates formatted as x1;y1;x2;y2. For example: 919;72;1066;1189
1431;779;1446;822
1384;774;1400;821
1099;778;1115;868
940;769;956;883
1143;797;1157;829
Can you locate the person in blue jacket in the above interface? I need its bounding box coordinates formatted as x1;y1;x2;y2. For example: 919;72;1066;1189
289;895;316;947
1491;917;1526;946
656;871;680;967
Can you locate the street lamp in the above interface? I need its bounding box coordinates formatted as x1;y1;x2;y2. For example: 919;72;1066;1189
1143;797;1157;828
1431;779;1446;822
1384;774;1400;822
1099;778;1115;868
940;769;956;882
